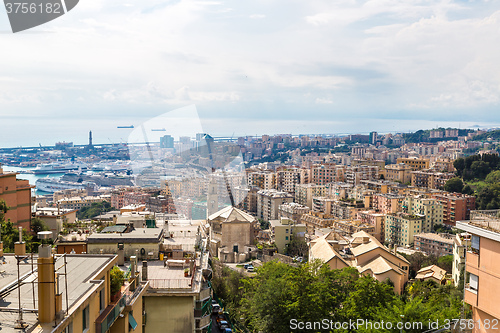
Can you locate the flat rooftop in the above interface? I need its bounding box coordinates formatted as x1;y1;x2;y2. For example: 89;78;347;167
0;253;116;333
87;228;163;243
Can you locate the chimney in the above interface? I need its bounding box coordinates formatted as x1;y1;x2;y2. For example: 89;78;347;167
142;261;148;281
189;259;195;276
117;243;125;265
14;227;26;256
130;256;137;291
38;243;55;323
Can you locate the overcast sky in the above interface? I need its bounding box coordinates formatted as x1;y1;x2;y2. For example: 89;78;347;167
1;0;500;144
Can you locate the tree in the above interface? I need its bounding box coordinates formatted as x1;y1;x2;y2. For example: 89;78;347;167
285;234;308;258
31;217;49;235
471;160;491;179
444;177;464;193
476;183;500;210
485;170;500;184
437;255;453;273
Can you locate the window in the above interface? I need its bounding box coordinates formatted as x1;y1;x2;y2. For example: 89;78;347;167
471;235;480;254
285;229;289;234
468;273;478;292
285;236;289;241
63;322;73;333
82;306;89;332
99;287;105;312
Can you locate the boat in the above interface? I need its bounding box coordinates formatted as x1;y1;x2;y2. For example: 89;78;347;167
117;125;134;129
35;178;90;193
151;128;166;131
33;162;88;175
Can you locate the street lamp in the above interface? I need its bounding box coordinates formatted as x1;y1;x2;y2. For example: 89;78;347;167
400;314;405;333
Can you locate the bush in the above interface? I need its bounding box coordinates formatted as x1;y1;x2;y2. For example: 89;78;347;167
110;266;125;296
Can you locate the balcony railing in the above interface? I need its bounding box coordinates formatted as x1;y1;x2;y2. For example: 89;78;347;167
96;292;127;333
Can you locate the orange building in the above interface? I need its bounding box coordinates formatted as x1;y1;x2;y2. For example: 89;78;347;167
432;192;475;226
0;164;34;230
457;211;500;333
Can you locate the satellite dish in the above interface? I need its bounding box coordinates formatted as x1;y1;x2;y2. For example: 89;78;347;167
38;231;53;240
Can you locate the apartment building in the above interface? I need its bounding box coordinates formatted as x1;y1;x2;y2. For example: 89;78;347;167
57;195;110;210
357;210;386;243
278;202;310;222
276;167;309;195
270;218;306;254
331;199;365;220
312;196;335;214
310;163;344;185
295;183;326;209
403;196;444;233
300;212;336;234
384;163;413;184
0;245;147;333
233;185;259;213
373;193;404;214
247;170;276;190
344;165;378;186
457;210;500;332
385;213;424;247
413;233;454;257
143;250;211;333
432;192;476;226
396;157;430;170
452;232;471;287
0;163;34;230
257;189;294;221
411;170;454;190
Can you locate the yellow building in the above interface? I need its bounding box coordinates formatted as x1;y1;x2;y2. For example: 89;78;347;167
269;218;306;254
403;197;443;233
0;245;147;333
384;163;413;184
396;158;430;171
385;213;423;247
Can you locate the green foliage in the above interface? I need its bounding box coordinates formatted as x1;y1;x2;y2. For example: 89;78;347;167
485;170;500;183
110;266;125;295
31;217;49;235
214;259;468;333
437;255;453;273
476;182;500;209
454;154;500;181
0;199;35;252
473;129;500;141
257;218;269;230
444;177;464;193
284;234;308;258
77;201;114;220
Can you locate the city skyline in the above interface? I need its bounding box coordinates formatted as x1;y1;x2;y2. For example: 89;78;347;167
1;0;500;147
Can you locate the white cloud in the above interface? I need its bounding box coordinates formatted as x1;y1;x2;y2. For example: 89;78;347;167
1;0;500;131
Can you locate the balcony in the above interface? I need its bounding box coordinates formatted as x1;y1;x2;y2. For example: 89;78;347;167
96;290;127;333
466;251;479;269
464;285;478;307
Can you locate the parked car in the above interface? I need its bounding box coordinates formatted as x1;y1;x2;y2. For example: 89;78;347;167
219;320;229;329
224;329;233;333
212;304;220;314
246;265;254;272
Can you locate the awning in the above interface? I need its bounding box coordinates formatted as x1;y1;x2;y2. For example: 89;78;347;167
129;312;138;330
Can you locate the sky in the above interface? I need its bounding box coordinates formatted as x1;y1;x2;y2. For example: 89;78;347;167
1;0;500;147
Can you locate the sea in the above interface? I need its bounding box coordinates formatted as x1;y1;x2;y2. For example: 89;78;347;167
2;165;62;195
